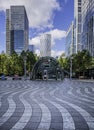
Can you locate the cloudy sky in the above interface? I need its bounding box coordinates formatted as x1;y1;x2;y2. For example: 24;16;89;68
0;0;74;57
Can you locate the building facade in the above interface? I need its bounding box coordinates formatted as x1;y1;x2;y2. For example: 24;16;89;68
66;22;74;57
82;0;94;57
6;9;11;55
74;0;82;53
6;6;29;55
40;34;51;57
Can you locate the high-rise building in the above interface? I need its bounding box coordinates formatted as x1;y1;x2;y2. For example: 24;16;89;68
29;45;34;53
40;34;51;57
82;0;94;57
6;9;11;55
74;0;82;53
6;6;29;55
66;21;74;57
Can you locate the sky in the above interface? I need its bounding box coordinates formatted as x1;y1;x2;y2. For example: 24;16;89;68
0;0;74;57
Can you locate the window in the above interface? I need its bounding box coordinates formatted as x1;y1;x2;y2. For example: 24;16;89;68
78;0;81;2
78;7;81;12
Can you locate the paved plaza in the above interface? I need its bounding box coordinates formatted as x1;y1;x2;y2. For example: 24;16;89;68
0;79;94;130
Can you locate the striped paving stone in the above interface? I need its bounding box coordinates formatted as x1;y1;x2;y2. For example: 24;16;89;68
0;79;94;130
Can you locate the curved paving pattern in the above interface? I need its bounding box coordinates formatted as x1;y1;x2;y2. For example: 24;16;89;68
0;79;94;130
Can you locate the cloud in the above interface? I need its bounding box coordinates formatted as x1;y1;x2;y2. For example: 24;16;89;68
35;49;64;57
29;29;66;46
32;29;66;57
0;0;60;29
35;49;40;56
51;50;64;57
47;29;66;45
29;36;40;47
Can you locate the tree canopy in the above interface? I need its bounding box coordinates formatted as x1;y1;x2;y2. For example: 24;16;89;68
58;50;93;74
0;50;37;76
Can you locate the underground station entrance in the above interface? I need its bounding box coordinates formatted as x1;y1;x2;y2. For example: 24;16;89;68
31;56;64;80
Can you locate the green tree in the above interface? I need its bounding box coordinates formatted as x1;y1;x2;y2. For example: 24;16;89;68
0;50;37;76
72;50;92;76
91;57;94;68
26;50;36;73
10;52;24;75
21;50;37;75
4;55;12;75
58;56;70;71
58;50;92;77
0;54;8;74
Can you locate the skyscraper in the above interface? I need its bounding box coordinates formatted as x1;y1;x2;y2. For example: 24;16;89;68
40;34;51;57
74;0;82;53
66;21;74;57
6;6;29;55
6;9;11;55
82;0;94;57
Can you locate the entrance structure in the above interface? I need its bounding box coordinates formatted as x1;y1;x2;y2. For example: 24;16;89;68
31;56;64;80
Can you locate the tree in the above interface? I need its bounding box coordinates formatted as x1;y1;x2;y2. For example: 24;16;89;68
21;50;37;75
91;57;94;68
58;50;92;77
58;56;70;71
71;50;92;77
26;50;36;73
0;54;8;74
10;52;24;75
4;56;12;75
0;50;38;76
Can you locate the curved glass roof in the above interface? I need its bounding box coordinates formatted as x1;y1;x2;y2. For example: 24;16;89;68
31;56;63;80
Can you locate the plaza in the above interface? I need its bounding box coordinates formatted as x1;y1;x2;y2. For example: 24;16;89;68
0;79;94;130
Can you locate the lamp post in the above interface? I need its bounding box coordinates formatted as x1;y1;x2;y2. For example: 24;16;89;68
70;56;73;79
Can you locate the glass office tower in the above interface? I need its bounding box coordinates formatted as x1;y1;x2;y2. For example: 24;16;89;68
66;21;74;57
6;9;11;55
40;34;51;57
74;0;82;53
82;0;94;57
6;6;29;55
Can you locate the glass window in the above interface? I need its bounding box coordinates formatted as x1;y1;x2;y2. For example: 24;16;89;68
78;0;81;2
78;34;81;43
14;30;24;53
78;7;81;12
